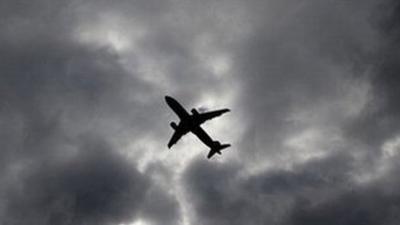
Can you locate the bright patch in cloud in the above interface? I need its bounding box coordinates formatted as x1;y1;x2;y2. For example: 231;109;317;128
121;219;150;225
382;135;400;158
74;13;146;52
354;136;400;184
282;127;344;169
208;55;232;77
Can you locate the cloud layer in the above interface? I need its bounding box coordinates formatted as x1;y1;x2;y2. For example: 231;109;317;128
1;0;400;225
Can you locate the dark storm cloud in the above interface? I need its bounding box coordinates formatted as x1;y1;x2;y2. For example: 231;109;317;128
0;36;147;164
3;0;400;224
346;1;400;150
234;0;380;160
140;184;180;225
290;187;400;225
0;1;180;224
184;154;354;225
289;152;400;225
182;0;400;224
0;41;178;223
184;153;400;225
2;137;149;225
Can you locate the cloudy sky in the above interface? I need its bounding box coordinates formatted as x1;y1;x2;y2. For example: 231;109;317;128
1;0;400;224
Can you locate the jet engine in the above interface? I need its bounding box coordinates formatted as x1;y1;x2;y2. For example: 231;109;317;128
170;122;178;130
213;141;222;154
213;141;220;146
191;108;199;115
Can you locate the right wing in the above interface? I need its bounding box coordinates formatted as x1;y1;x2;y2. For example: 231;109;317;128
168;130;186;148
197;109;230;124
191;126;214;148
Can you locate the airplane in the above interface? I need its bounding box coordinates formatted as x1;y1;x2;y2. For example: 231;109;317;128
165;96;231;158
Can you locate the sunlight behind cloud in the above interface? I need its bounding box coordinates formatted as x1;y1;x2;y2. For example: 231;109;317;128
283;129;330;164
105;30;132;51
208;54;232;78
382;135;400;158
353;135;400;185
121;219;150;225
125;128;203;174
74;13;146;53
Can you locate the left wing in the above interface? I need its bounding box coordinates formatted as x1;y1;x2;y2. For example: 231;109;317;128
168;130;186;148
197;109;230;124
165;96;191;120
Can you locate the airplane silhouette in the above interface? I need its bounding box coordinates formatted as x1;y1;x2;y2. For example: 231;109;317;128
165;96;231;158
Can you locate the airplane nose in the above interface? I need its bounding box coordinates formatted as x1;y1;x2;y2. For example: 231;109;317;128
165;96;172;102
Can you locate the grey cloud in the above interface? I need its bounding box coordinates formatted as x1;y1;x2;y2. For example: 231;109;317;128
0;1;181;224
182;2;400;224
183;152;400;225
2;0;400;224
183;159;246;225
1;137;149;225
0;133;180;225
140;184;180;225
290;153;400;225
233;0;381;161
345;1;400;150
183;154;354;225
0;37;145;162
184;1;399;221
290;187;400;225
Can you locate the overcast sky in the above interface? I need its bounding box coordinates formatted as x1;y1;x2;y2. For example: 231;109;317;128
1;0;400;225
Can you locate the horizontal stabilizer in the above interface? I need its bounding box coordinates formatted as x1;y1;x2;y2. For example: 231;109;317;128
207;143;231;159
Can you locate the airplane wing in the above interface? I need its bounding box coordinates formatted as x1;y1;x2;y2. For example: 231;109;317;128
165;96;190;120
191;126;214;148
168;130;186;148
197;109;230;124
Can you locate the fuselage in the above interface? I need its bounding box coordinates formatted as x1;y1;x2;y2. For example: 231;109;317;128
165;95;230;158
179;115;200;128
165;96;200;132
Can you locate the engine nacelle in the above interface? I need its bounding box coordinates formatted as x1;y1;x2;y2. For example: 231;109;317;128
170;122;178;130
191;108;199;115
212;141;223;154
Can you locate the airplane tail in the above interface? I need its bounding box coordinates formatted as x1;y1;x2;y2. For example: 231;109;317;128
207;141;231;159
